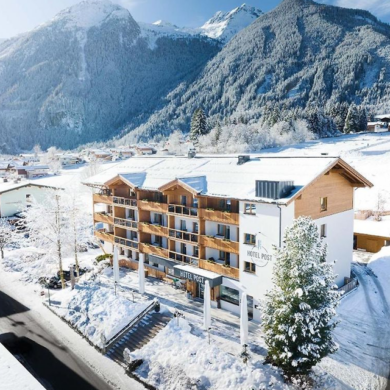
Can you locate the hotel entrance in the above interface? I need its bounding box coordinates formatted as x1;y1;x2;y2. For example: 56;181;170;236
196;282;205;300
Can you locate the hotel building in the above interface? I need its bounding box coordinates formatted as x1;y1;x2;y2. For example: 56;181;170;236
85;155;372;321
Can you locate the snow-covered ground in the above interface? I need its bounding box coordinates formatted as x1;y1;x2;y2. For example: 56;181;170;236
48;274;153;348
0;343;45;390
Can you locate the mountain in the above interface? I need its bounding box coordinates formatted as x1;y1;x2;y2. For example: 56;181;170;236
199;4;263;43
119;0;390;143
0;0;219;151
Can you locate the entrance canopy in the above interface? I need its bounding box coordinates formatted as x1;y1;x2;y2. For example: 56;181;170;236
173;265;223;288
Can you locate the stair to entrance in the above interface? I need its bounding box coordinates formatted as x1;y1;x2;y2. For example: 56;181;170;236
106;311;172;365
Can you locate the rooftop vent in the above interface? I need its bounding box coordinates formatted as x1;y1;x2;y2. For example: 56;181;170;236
237;155;250;165
255;180;294;200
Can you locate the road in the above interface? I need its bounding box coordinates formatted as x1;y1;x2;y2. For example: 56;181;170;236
0;289;114;390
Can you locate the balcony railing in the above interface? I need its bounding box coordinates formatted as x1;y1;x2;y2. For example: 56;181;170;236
94;212;114;225
94;229;114;243
113;196;137;208
140;222;168;236
200;209;239;225
169;229;198;243
140;243;169;258
199;259;239;279
169;251;199;266
114;217;138;230
114;236;139;250
168;204;198;217
138;200;168;213
93;193;113;205
200;235;239;254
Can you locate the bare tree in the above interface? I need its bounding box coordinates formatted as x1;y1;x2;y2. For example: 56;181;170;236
374;192;387;221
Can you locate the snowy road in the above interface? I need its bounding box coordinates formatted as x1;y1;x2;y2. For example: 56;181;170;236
0;275;144;390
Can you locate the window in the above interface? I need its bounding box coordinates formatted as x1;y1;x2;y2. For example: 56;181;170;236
180;195;187;206
217;224;230;239
129;189;136;197
385;240;390;247
219;251;230;265
193;246;199;257
320;224;327;238
181;243;187;255
154;235;162;247
244;203;256;215
26;194;32;208
244;261;256;273
244;233;256;245
218;199;232;211
193;222;199;234
320;197;328;212
154;213;162;225
220;286;239;306
192;198;198;208
180;220;187;231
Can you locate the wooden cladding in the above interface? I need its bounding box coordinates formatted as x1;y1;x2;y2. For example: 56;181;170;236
93;193;113;204
199;259;239;280
139;223;169;237
295;170;354;220
94;212;114;225
138;201;168;213
140;244;169;258
200;209;239;225
200;235;239;254
94;229;114;243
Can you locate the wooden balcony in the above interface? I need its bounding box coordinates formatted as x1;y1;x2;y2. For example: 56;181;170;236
139;222;168;237
140;243;169;258
138;200;168;213
200;235;239;254
114;236;139;250
94;212;114;225
94;229;114;243
168;204;199;218
169;251;199;266
93;193;113;205
200;209;239;224
169;228;198;244
199;259;239;280
113;196;137;209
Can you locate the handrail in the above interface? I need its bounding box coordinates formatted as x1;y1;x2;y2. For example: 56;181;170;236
114;217;138;230
103;299;159;353
169;251;199;266
113;196;137;208
114;236;139;250
169;228;198;243
168;204;198;217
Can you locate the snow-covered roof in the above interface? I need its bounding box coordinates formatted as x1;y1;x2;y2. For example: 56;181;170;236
354;216;390;238
0;180;60;195
84;155;372;204
0;343;45;390
374;114;390;120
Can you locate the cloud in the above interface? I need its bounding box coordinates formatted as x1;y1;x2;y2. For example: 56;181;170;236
318;0;390;22
112;0;146;10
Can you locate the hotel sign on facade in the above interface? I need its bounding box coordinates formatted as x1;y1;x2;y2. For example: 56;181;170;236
173;266;222;288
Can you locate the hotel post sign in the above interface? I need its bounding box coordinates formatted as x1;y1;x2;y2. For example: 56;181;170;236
247;233;273;267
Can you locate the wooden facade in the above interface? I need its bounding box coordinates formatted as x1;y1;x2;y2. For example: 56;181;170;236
354;233;390;253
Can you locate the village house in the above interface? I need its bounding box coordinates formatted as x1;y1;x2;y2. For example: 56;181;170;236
374;114;390;131
354;215;390;253
84;155;372;321
8;165;50;179
367;121;388;132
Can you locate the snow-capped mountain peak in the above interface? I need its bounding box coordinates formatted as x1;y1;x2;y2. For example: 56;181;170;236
200;3;262;43
49;0;132;30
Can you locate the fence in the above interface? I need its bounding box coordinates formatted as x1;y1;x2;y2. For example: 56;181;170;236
338;278;358;297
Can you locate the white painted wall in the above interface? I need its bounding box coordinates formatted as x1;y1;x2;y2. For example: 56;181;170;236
205;247;238;268
174;216;198;232
0;185;55;217
313;209;354;287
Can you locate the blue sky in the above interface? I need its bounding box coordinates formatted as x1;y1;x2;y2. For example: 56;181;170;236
0;0;389;39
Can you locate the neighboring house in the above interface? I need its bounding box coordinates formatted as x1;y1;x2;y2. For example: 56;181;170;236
87;149;112;161
354;216;390;253
8;165;50;179
0;182;60;217
59;154;82;166
136;146;156;155
374;115;390;130
367;121;388;132
84;155;372;322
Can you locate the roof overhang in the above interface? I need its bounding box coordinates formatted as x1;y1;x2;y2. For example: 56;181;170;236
286;157;373;206
104;174;137;189
158;179;200;196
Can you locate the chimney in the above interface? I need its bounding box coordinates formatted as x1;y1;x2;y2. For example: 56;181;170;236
237;155;250;165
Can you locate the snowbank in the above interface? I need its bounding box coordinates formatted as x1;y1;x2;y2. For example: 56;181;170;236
130;319;289;390
0;343;44;390
49;281;152;348
368;246;390;302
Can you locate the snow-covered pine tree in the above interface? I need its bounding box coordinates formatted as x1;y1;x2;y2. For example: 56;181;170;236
343;104;360;133
0;218;12;259
262;216;340;377
358;106;368;131
189;108;207;144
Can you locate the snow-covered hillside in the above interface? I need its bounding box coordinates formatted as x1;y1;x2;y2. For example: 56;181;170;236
199;3;262;43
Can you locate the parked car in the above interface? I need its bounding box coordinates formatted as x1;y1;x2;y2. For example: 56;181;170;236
39;276;62;289
56;267;88;281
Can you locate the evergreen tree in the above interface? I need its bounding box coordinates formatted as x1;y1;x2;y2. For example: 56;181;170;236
263;217;340;376
357;106;368;132
343;103;360;133
190;108;207;144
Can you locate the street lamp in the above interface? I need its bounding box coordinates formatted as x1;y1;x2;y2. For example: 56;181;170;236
174;309;184;326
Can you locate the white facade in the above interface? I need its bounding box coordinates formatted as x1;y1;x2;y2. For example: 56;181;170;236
0;185;55;217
